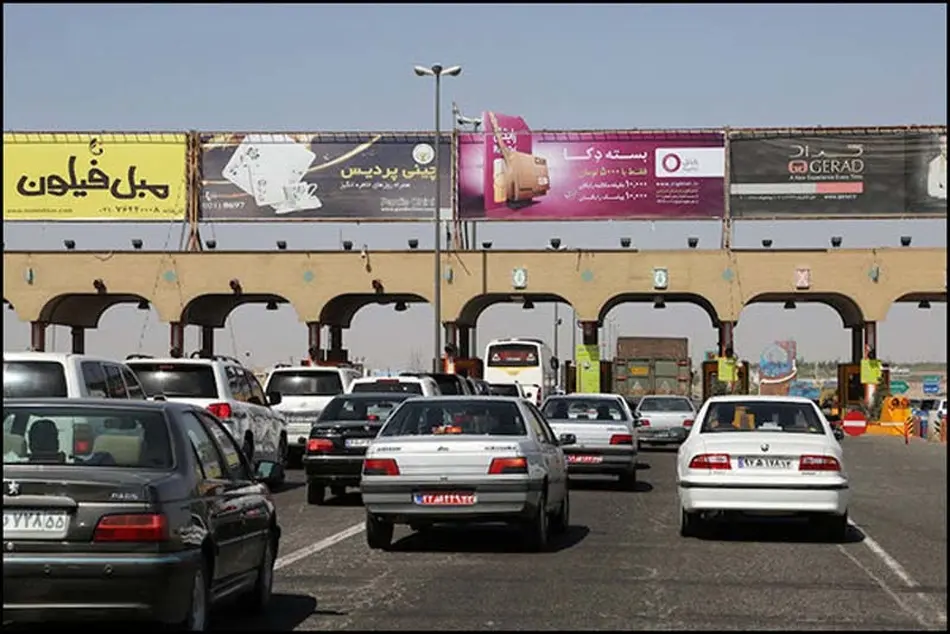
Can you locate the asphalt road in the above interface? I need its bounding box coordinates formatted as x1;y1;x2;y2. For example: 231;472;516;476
215;435;947;631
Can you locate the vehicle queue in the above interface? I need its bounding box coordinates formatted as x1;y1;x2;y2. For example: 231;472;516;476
2;337;852;630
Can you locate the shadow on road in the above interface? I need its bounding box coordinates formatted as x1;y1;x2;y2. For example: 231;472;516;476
389;523;591;554
694;516;866;545
217;593;321;630
635;461;652;470
322;492;365;507
272;480;306;494
568;477;654;494
639;445;679;454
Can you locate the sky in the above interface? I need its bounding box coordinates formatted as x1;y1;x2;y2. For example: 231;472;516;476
3;3;947;370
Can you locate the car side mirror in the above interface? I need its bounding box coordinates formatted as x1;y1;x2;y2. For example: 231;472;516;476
254;460;285;486
558;433;576;446
550;357;560;371
833;427;844;441
266;391;282;406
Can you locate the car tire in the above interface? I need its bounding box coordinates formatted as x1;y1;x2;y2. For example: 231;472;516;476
550;488;570;535
177;559;211;631
618;468;637;491
307;483;326;505
330;485;347;498
522;491;550;553
680;507;701;538
366;512;394;550
244;533;275;613
814;512;849;543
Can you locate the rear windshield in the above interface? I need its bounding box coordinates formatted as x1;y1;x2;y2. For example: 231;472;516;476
543;398;627;422
352;381;423;395
267;370;342;397
380;400;527;437
638;397;694;413
488;383;520;397
3;406;173;468
3;361;68;398
128;363;218;398
700;401;825;434
428;374;464;395
320;395;411;422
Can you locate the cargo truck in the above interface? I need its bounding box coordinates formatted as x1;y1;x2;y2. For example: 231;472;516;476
612;336;693;398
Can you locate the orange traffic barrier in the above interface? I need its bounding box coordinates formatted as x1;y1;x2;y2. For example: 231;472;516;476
903;416;918;445
941;415;947;444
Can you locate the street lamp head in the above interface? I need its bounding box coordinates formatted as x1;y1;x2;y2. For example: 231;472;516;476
441;65;462;77
413;65;432;77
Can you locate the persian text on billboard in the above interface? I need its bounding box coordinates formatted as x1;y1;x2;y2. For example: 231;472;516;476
457;112;725;220
3;133;188;221
198;133;451;221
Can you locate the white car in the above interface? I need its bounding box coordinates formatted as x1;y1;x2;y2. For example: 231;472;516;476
677;395;850;541
347;376;440;397
487;382;529;400
361;396;572;552
3;352;147;400
263;363;362;465
125;355;288;480
634;394;696;446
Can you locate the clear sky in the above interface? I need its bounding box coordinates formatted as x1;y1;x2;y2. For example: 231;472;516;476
3;3;947;370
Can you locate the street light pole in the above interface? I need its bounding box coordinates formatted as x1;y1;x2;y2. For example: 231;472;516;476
414;63;461;373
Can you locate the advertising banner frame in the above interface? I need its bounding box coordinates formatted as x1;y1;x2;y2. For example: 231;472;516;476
728;125;948;221
3;131;189;222
197;131;453;223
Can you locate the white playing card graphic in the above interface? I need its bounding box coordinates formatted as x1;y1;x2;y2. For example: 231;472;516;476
221;135;317;207
273;182;323;215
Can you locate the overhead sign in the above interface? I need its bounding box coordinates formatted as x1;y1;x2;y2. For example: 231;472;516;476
923;383;941;395
842;410;868;437
458;112;725;221
889;380;909;395
198;133;450;221
2;133;188;221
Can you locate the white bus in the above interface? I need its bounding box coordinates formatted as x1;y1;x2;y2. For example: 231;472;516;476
483;338;557;406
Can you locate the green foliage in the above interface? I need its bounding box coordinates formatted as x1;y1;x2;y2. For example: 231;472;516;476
868;372;889;421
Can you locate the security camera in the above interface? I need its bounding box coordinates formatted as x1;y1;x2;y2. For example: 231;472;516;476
360;245;368;260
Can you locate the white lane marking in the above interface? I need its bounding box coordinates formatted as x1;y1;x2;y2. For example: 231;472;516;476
840;519;947;628
274;521;365;571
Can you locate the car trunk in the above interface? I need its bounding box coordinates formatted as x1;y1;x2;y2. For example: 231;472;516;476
693;432;843;483
310;420;384;454
546;418;631;449
373;436;521;477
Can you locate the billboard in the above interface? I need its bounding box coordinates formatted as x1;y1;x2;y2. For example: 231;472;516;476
198;133;451;221
458;112;726;221
2;133;187;221
729;128;948;218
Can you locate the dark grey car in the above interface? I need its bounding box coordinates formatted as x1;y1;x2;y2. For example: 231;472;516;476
2;398;283;630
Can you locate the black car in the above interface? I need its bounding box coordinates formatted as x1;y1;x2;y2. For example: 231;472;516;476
304;392;413;505
400;372;473;395
2;398;282;630
470;378;492;396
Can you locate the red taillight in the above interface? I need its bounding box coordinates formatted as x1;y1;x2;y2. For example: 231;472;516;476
799;455;841;471
93;513;168;542
639;419;651;427
207;402;232;419
74;439;92;454
73;423;92;455
535;392;542;406
366;414;379;422
363;458;400;476
488;457;528;474
610;434;633;445
683;419;694;429
688;453;731;470
307;438;334;453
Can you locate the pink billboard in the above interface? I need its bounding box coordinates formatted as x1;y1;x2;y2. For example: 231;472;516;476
458;111;726;221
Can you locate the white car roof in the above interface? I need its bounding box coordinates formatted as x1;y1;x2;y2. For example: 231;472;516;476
413;395;524;403
705;395;816;404
268;365;342;373
125;357;234;366
354;376;429;383
638;394;693;399
4;351;120;364
550;393;620;400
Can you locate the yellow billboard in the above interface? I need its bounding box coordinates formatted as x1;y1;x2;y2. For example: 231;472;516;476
3;132;188;221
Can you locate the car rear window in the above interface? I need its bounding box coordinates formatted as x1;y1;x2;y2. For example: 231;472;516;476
380;400;527;437
429;375;464;395
3;406;173;468
3;361;68;398
352;381;422;395
700;401;825;434
266;370;343;396
488;383;520;397
638;397;694;413
320;395;411;422
128;363;218;398
543;398;627;421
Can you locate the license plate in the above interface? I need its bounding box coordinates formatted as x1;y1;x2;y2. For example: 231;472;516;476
737;456;793;469
567;455;603;464
413;493;476;506
3;510;69;539
345;438;372;448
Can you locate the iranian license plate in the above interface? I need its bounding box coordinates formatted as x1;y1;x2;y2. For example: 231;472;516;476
737;456;792;470
567;454;603;464
413;493;476;506
345;438;373;448
3;510;70;539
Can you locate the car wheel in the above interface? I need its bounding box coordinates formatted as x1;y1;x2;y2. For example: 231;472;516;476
550;488;570;535
814;512;849;543
522;491;549;552
277;436;288;468
307;483;326;505
366;511;394;550
679;507;701;538
330;485;347;498
618;468;637;491
178;560;211;631
244;534;275;613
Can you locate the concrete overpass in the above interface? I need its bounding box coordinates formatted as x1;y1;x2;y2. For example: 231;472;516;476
3;247;946;362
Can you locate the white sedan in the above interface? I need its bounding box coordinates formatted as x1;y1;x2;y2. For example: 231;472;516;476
676;395;850;541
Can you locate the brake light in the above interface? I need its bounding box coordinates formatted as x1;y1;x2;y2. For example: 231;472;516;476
307;438;334;453
363;458;400;476
799;455;841;471
366;414;379;422
93;513;168;542
207;402;232;419
683;419;694;428
73;423;92;455
639;419;651;427
488;457;528;474
610;434;633;445
535;392;542;406
688;453;731;470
